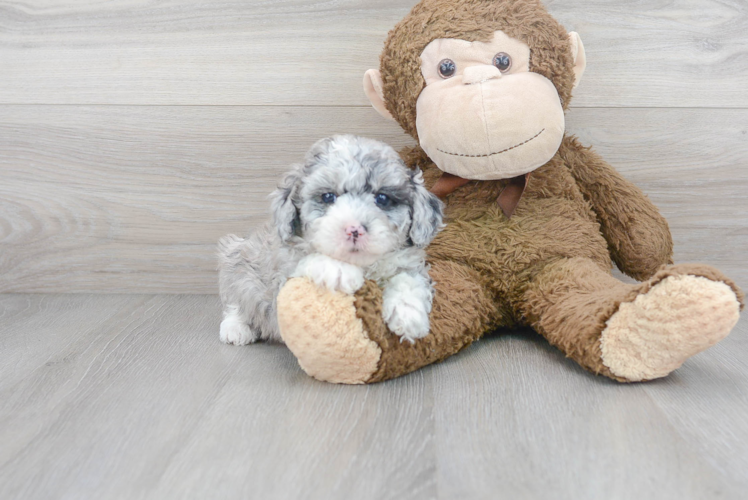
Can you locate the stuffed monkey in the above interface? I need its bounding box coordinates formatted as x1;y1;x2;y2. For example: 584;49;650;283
275;0;743;384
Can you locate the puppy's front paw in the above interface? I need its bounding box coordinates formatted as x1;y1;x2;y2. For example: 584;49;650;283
293;254;364;295
383;299;430;344
219;309;257;345
382;274;432;343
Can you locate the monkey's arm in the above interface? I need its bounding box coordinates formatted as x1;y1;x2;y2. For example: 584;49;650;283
560;136;673;281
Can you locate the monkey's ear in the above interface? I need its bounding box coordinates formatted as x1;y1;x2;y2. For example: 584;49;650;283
363;69;396;121
568;32;587;89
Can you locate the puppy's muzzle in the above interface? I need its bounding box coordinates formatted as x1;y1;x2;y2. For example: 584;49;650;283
346;225;366;244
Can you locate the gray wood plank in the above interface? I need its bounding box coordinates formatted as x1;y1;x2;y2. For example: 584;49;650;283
566;107;748;288
0;294;145;392
149;357;435;500
551;0;748;109
1;294;746;499
641;326;748;496
0;294;435;500
1;105;745;293
0;0;746;107
431;318;748;500
0;105;412;293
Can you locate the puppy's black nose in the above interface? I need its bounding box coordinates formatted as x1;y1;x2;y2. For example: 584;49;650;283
346;225;366;241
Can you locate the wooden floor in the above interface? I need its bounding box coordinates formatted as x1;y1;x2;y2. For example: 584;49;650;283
1;293;746;500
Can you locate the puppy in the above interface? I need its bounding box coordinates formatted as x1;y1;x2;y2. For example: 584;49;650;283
218;134;444;346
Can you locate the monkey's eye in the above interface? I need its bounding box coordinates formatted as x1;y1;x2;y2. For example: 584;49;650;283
320;193;337;204
493;52;512;73
374;193;391;208
438;59;456;79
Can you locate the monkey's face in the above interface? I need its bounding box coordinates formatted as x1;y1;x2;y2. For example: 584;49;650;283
415;31;566;180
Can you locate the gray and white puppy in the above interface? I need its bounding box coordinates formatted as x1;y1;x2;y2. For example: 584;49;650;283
218;134;444;345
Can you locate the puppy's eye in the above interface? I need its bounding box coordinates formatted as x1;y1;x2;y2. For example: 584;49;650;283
320;193;337;204
374;193;391;208
493;52;512;73
438;59;456;79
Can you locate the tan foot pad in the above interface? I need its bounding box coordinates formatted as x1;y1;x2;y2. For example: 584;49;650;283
276;277;382;384
601;275;741;381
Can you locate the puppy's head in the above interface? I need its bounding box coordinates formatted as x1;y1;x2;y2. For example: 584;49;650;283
270;135;444;266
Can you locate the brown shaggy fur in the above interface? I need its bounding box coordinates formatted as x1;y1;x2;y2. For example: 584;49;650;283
341;0;743;383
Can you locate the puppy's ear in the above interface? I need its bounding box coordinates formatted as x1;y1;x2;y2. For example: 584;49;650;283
304;136;335;164
409;169;444;248
270;165;303;242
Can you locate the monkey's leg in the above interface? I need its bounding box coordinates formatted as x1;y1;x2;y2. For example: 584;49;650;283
521;258;743;382
277;259;501;384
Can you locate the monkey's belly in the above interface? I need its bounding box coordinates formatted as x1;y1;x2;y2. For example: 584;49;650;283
427;195;611;285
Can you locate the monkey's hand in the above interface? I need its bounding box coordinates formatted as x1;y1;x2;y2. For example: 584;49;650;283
561;136;673;281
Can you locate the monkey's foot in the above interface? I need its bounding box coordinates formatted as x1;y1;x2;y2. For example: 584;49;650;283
277;277;381;384
600;268;742;381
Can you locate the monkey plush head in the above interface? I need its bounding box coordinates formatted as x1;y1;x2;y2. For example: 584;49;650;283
364;0;586;181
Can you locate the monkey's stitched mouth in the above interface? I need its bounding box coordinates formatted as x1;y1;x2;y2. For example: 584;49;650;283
437;129;545;158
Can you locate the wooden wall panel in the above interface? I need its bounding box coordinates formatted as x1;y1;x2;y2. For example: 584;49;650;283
0;0;746;107
1;0;746;292
1;106;745;293
567;108;748;287
0;105;413;293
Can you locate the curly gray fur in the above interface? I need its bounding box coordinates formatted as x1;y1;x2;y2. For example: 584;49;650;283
218;135;444;344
